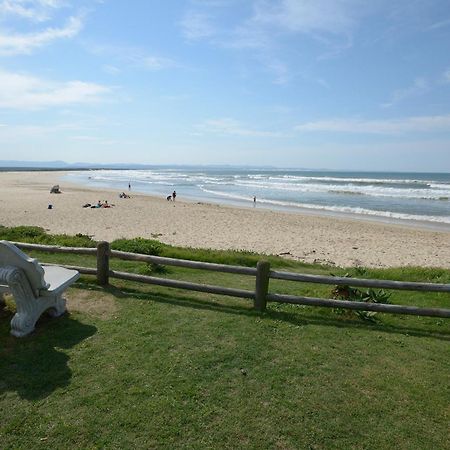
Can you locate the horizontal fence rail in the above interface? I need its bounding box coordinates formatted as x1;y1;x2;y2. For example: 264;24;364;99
9;240;450;319
267;293;450;318
110;249;257;275
13;241;97;255
111;270;254;299
270;270;450;293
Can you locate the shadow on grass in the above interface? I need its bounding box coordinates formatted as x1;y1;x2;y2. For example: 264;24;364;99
0;307;96;400
76;281;450;342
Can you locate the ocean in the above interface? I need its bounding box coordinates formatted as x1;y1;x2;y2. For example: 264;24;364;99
65;168;450;229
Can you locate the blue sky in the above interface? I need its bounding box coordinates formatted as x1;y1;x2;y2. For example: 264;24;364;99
1;0;450;171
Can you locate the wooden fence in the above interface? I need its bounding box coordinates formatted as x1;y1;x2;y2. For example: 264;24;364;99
13;241;450;319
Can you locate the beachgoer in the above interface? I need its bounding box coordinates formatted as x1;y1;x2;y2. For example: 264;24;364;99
253;196;256;203
172;190;176;201
166;195;172;201
128;182;131;191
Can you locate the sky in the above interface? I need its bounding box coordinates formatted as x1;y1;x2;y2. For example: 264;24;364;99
0;0;450;171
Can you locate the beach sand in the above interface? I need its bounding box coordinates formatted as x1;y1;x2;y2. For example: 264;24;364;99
1;170;449;268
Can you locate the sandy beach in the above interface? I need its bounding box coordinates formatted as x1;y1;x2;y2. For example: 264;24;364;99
1;170;449;268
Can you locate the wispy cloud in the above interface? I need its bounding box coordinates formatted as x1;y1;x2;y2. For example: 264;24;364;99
443;68;450;84
197;117;285;137
70;135;119;145
181;0;370;85
180;11;216;40
382;77;429;108
88;43;178;71
0;15;83;55
252;0;360;35
295;114;450;134
427;18;450;31
0;69;112;110
141;55;178;71
225;0;371;52
260;56;291;85
0;122;88;142
0;0;67;22
102;64;121;75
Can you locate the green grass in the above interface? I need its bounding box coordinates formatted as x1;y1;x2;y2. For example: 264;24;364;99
0;227;449;449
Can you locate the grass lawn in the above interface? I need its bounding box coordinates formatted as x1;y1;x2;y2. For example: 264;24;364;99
0;239;449;449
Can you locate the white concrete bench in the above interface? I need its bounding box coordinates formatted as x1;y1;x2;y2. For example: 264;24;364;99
0;240;80;337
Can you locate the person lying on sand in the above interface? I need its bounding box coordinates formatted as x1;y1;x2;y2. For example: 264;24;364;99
90;200;104;208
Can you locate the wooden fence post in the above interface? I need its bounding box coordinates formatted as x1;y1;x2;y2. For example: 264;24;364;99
97;241;110;286
255;260;270;311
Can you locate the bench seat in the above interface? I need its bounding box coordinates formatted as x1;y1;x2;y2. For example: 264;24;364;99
0;241;80;337
41;265;80;295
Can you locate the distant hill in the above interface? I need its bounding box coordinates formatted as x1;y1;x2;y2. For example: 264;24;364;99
0;160;155;170
0;160;318;171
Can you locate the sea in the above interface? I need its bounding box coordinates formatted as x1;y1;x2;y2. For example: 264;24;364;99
65;167;450;230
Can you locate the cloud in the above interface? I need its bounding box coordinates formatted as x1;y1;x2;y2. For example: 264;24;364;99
382;77;429;108
0;15;83;55
198;117;285;137
88;43;178;71
70;135;119;145
427;18;450;31
252;0;360;35
295;114;450;134
181;0;370;85
102;64;121;75
261;57;291;85
444;68;450;84
180;11;216;40
141;55;178;71
0;69;112;110
225;0;371;52
0;0;66;22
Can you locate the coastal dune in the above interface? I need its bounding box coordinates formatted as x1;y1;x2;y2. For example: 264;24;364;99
1;170;449;268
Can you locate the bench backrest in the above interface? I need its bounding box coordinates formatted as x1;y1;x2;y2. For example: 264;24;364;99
0;241;49;296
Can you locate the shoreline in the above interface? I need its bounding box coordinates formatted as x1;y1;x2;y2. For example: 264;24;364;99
1;170;450;268
63;170;450;233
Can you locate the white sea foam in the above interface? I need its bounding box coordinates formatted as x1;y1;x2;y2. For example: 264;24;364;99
233;179;450;200
251;174;435;185
67;169;450;225
198;187;450;224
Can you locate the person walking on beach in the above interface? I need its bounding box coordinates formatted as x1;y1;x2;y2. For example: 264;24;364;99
128;182;131;191
172;190;177;201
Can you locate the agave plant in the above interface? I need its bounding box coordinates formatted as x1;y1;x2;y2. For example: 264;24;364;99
331;274;391;322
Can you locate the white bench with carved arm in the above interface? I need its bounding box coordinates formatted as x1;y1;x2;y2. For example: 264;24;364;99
0;240;80;337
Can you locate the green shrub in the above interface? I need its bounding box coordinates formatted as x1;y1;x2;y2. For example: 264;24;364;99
111;238;163;256
111;238;165;274
0;225;47;241
0;226;96;247
47;233;97;247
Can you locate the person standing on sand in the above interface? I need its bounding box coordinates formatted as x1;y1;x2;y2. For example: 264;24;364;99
172;190;176;201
